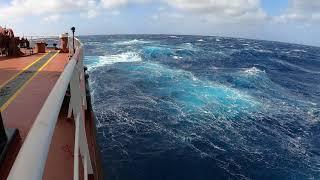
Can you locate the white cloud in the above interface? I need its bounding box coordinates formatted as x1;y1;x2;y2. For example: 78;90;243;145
289;0;320;12
312;13;320;21
0;0;149;21
275;0;320;23
165;0;266;21
100;0;128;9
110;10;121;16
152;12;184;21
80;0;100;18
151;14;159;20
167;0;258;12
42;14;61;23
100;0;150;9
167;0;260;16
81;9;99;19
0;0;96;21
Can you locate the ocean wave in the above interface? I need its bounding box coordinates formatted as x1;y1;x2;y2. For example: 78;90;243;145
253;48;273;53
91;61;261;167
289;49;307;53
308;107;320;123
242;67;266;76
113;39;149;45
233;67;272;90
179;43;199;52
271;58;320;74
142;45;196;61
143;46;174;58
86;52;142;69
122;62;259;115
172;56;183;60
243;47;273;54
83;35;320;180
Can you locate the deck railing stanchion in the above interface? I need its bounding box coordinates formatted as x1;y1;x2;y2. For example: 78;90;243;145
69;47;93;179
73;113;80;180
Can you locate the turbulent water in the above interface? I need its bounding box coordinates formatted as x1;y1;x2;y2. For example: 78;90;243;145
81;35;320;180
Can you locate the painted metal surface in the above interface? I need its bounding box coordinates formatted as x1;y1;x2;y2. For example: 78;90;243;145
7;38;92;180
7;57;77;180
0;51;59;111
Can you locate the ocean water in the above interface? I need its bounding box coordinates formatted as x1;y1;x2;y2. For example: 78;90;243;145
81;35;320;180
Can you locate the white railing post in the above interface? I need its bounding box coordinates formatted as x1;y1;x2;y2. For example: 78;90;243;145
79;48;88;110
83;154;88;180
69;49;93;179
67;98;73;118
68;40;87;116
73;113;80;180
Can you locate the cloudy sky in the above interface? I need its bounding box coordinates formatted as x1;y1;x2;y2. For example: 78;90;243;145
0;0;319;46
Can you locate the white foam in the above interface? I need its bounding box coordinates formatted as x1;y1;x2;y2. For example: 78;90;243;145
180;42;198;51
172;56;183;60
197;39;205;42
90;52;142;69
243;67;265;76
308;107;320;123
113;39;148;45
169;35;179;38
254;49;273;53
102;52;142;64
290;49;307;53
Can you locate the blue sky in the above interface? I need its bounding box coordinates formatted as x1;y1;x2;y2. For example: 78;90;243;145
0;0;319;46
261;0;289;15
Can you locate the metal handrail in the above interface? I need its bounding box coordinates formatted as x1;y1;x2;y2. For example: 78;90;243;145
7;38;92;180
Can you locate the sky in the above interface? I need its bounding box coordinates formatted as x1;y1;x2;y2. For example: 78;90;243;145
0;0;319;46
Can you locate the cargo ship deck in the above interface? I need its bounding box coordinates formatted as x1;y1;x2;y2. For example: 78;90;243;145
0;48;102;179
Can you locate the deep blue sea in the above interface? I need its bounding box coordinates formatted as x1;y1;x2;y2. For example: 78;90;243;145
81;35;320;180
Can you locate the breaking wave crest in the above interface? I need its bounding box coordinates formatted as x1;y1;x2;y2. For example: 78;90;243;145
85;52;142;69
242;67;265;76
113;39;150;45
